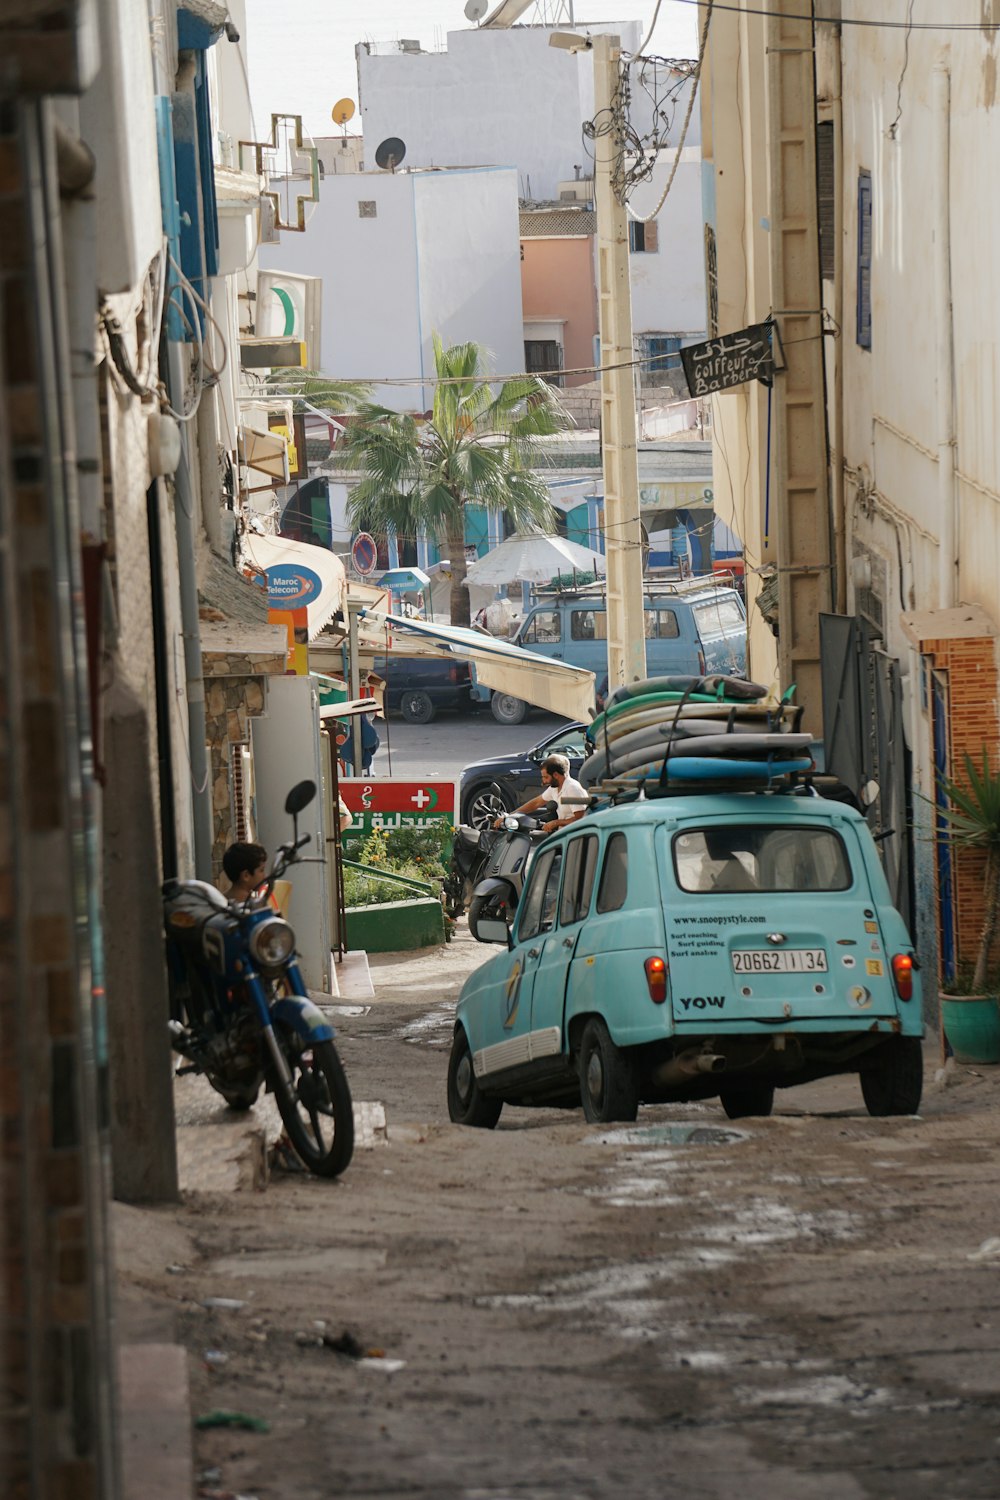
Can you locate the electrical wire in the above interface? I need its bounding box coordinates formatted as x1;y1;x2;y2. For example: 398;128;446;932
625;3;714;222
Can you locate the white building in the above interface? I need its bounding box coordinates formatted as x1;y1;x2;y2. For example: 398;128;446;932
358;22;706;358
258;164;525;411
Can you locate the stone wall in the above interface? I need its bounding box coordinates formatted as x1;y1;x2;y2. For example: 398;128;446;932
0;101;117;1499
203;648;285;879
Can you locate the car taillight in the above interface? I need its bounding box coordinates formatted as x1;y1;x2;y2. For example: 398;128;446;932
644;956;668;1004
891;953;914;1001
697;647;707;674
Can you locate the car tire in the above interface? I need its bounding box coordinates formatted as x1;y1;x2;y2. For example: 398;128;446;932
400;690;436;724
578;1017;639;1124
447;1027;502;1128
464;783;512;830
492;692;527;726
859;1035;923;1117
719;1081;775;1119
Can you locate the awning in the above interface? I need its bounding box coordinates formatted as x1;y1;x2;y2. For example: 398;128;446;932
377;567;431;592
241;534;346;640
240;424;290;482
356;610;596;723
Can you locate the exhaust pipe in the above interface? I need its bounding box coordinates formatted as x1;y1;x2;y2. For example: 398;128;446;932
655;1047;726;1088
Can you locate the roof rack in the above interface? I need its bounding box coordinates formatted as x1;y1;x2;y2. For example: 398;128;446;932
586;771;817;808
534;573;739;602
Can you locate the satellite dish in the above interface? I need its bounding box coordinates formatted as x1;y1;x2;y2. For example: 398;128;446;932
374;136;407;172
465;0;488;21
331;98;355;126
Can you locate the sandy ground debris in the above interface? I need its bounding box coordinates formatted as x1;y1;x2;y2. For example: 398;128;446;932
118;926;1000;1499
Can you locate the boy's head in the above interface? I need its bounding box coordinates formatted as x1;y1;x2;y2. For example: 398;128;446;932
222;842;268;890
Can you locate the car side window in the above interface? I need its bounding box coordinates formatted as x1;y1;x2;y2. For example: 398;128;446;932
519;847;563;940
596;832;628;913
560;834;599;925
522;610;561;644
644;608;679;639
570;609;608;642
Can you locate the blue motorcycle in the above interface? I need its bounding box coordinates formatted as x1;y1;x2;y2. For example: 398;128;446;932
162;780;353;1178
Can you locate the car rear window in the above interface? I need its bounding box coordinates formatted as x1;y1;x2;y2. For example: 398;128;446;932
693;597;745;638
672;825;852;894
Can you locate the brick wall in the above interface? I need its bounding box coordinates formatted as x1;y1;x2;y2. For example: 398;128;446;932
922;634;1000;979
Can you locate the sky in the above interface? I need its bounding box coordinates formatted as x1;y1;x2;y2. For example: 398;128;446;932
243;1;700;142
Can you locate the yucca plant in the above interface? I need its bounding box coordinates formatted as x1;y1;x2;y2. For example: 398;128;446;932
937;749;1000;994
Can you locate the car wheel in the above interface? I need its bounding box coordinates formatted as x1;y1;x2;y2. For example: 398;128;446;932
464;783;512;830
859;1035;923;1116
447;1027;502;1128
492;692;527;725
578;1017;638;1124
719;1081;775;1119
401;690;436;724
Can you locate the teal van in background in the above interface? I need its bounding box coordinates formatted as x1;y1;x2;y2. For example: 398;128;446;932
490;583;747;724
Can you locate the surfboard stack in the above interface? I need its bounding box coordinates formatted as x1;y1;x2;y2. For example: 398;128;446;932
582;675;814;796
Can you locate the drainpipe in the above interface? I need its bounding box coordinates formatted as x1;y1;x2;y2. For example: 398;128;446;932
830;31;847;615
167;341;215;879
933;64;957;610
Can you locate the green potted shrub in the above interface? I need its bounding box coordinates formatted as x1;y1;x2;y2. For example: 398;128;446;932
937;749;1000;1062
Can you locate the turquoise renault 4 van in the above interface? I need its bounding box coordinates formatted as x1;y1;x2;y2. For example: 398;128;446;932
448;790;923;1127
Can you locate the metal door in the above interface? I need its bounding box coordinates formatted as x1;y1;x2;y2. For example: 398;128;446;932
819;613;913;935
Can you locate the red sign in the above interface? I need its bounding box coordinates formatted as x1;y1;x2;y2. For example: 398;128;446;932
339;778;457;833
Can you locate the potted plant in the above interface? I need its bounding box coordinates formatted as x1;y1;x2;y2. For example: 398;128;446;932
937;749;1000;1063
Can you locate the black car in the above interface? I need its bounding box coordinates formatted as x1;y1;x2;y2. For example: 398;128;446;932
460;722;589;828
375;656;485;724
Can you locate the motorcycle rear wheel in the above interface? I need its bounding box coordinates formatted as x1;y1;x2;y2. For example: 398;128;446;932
269;1030;354;1178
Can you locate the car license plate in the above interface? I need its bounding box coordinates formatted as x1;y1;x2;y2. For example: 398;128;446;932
732;948;828;973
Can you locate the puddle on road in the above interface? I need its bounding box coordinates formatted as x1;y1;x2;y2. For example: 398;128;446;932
737;1373;890;1410
394;1008;454;1045
593;1122;747;1148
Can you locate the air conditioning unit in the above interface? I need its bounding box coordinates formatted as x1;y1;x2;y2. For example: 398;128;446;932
557;179;594;204
399;38;421;53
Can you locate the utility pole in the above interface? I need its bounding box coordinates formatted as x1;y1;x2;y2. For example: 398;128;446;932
590;33;647;690
766;0;832;732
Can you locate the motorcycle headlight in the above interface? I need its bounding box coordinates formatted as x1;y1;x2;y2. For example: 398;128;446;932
249;918;296;968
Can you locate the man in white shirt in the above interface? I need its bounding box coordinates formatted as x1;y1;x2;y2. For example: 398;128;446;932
497;755;589;835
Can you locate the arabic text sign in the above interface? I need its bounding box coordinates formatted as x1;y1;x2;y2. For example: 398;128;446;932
680;323;774;398
340;778;458;836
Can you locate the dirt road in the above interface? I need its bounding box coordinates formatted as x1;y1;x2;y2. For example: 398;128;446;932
118;929;1000;1499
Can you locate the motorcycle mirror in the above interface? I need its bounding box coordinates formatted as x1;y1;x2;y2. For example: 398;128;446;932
474;917;511;946
285;780;316;816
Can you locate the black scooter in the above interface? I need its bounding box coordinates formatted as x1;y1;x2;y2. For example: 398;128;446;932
445;808;541;940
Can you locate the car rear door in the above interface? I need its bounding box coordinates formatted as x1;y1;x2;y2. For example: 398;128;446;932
692;593;747;675
660;814;902;1030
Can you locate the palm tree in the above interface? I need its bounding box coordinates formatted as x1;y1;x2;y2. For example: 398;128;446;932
334;335;570;626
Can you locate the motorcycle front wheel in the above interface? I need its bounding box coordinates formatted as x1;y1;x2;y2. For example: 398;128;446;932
269;1027;354;1178
468;890;513;940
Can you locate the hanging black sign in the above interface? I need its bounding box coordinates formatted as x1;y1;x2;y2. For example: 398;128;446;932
680;321;775;397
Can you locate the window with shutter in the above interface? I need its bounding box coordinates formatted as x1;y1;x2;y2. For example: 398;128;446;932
856;170;872;350
817;122;835;281
628;219;659;253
